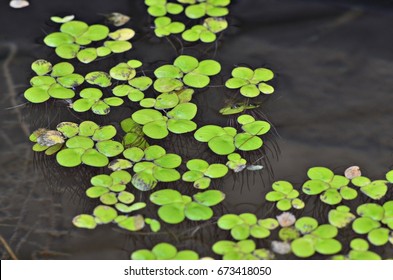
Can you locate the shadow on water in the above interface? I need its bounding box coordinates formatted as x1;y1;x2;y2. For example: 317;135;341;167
1;0;393;259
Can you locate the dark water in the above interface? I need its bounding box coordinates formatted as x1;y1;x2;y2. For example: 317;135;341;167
1;0;393;259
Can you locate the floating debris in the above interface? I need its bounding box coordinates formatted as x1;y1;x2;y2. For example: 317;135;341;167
247;165;263;171
9;0;29;9
276;212;296;228
345;166;361;179
105;12;130;27
271;241;291;255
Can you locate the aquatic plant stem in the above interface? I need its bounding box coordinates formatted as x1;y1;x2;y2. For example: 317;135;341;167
2;43;30;137
0;234;18;260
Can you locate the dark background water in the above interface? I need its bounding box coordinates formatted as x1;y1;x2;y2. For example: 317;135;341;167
1;0;393;259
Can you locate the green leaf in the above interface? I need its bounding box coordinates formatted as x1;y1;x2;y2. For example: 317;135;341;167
158;203;185;224
55;43;80;59
152;243;177;260
194;125;227;142
93;205;117;224
295;217;318;234
350;238;369;251
77;48;97;64
302;180;330;195
24;86;50;103
183;72;210;88
231;224;250;240
79;121;99;137
143;120;169;139
31;59;52;76
193;176;211;189
320;189;342;205
57;73;84;88
204;163;228;178
131;171;158;191
108;28;135;41
66;136;94;149
81;149;109;167
167;103;197;120
44;32;74;47
96;140;124;157
60;20;88;37
272;181;293;194
117;215;145;231
277;199;292;211
360;181;388;200
218;214;243;230
72;214;96;229
150;189;183;205
153;167;181;182
47;84;75;99
234;133;263;151
91;174;113;188
352;217;381;234
104;40;132;53
184;202;213;221
291;237;315;258
92;125;117;141
307;167;334;182
56;148;84;167
193;190;225;206
155;92;179;109
51;62;74;77
368;228;389;246
315;239;342;255
85;71;112;87
131;250;156;260
208;134;236;155
174;55;199;73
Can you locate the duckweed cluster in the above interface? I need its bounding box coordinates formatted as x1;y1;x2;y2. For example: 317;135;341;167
24;2;393;260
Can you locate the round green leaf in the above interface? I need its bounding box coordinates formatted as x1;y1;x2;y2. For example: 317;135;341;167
93;205;117;224
72;214;96;229
295;217;318;234
291;238;315;258
352;217;381;234
193;190;225;206
44;32;74;47
81;149;109;167
234;133;263;151
307;167;334;182
24;86;50;103
315;239;342;255
152;243;177;260
96;140;124;157
131;171;158;191
184;202;213;221
56;148;84;167
31;59;52;76
158;203;185;224
77;48;97;64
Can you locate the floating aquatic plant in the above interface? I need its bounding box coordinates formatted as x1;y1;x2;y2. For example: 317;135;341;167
302;167;358;205
217;213;279;240
108;145;182;191
219;102;260;115
104;12;130;27
265;181;305;211
351;176;388;200
194;115;270;155
352;202;393;246
131;242;199;260
131;103;198;139
225;67;275;98
120;118;150;150
43;19;135;62
212;239;274;260
332;239;381;260
154;16;185;37
150;189;225;224
184;0;230;19
225;153;247;172
182;159;228;189
153;55;221;89
182;17;228;43
291;217;342;258
25;60;84;103
71;88;123;115
328;205;355;228
30;121;123;168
